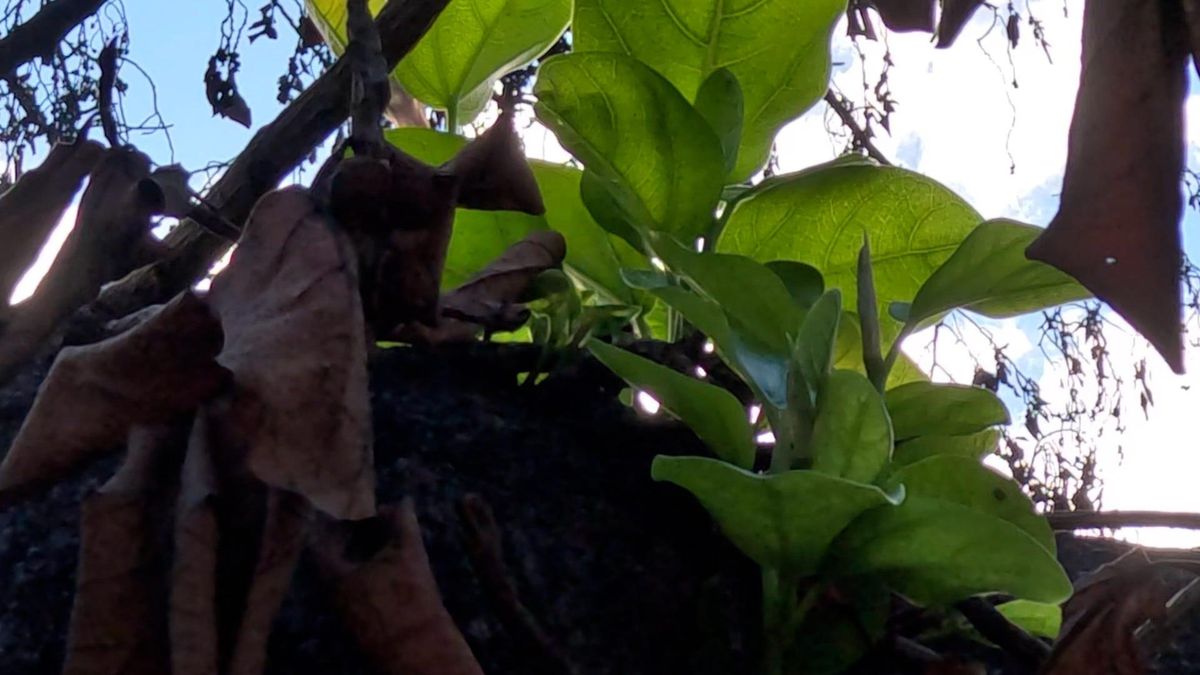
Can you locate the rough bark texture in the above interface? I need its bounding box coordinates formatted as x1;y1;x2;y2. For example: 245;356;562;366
0;346;1196;674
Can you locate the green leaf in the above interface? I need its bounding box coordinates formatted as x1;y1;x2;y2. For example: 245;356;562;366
693;69;744;175
908;219;1091;326
589;340;755;469
718;165;981;341
995;600;1062;639
385;128;647;300
790;290;842;409
643;285;733;347
829;499;1072;606
810;370;893;483
534;53;725;242
766;261;825;309
833;313;929;388
886;382;1009;441
579;169;646;250
395;0;571;122
652;456;900;576
574;0;846;181
788;580;890;675
651;234;801;354
888;456;1055;553
891;430;1000;468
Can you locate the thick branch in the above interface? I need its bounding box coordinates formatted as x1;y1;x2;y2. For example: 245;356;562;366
823;90;893;166
0;0;106;75
87;0;450;321
955;597;1050;669
1048;510;1200;531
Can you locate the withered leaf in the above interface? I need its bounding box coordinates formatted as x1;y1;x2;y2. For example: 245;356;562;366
170;414;220;675
0;138;105;302
1026;1;1189;373
937;0;985;47
62;426;179;675
313;500;484;675
208;187;375;520
227;489;312;675
860;0;936;34
447;110;545;214
0;291;226;507
1042;549;1177;675
150;164;194;218
0;147;170;384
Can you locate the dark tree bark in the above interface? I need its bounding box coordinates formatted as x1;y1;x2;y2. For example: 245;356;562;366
0;0;106;76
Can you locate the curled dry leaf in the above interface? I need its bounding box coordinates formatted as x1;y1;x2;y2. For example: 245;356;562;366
400;229;567;344
150;164;195;218
62;425;181;675
313;500;484;675
208;187;375;520
227;490;312;675
1042;549;1180;675
0;146;170;384
330;110;545;334
0;138;105;302
170;413;220;675
1026;1;1189;373
936;0;985;48
0;291;226;507
856;0;936;34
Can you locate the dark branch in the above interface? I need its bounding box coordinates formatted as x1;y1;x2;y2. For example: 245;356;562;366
97;37;120;148
0;0;106;76
1048;510;1200;531
823;90;894;166
955;597;1050;669
85;0;451;322
346;0;388;156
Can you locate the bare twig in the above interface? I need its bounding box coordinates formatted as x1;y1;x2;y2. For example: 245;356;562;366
823;90;894;166
0;0;106;76
86;0;451;322
1049;510;1200;531
459;494;576;675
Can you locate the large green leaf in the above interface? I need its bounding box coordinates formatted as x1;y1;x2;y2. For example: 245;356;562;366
574;0;846;181
766;260;825;310
908;219;1091;327
829;500;1072;606
888;456;1055;553
995;600;1062;640
886;382;1009;441
833;312;928;388
693;68;744;175
589;340;755;469
653;456;900;575
718;165;981;339
398;0;570;122
891;430;1000;468
810;370;893;483
386;128;646;299
534;53;726;242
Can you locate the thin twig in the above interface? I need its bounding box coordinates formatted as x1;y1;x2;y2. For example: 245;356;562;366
823;90;893;166
346;0;388;156
1049;510;1200;532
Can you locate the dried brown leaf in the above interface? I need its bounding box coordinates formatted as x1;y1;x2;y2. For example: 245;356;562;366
0;138;105;302
860;0;936;34
150;164;194;218
208;187;375;520
1042;549;1177;675
0;291;226;507
1026;1;1189;373
447;110;545;214
936;0;984;48
62;426;180;675
228;490;312;675
170;413;220;675
313;500;484;675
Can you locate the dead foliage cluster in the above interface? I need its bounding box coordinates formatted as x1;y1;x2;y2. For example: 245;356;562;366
0;109;562;674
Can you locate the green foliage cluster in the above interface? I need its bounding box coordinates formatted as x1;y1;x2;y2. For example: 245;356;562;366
307;0;1088;670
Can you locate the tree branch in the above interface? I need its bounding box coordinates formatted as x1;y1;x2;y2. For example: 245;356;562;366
955;597;1050;669
85;0;450;322
823;90;894;166
0;0;106;76
1048;510;1200;531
